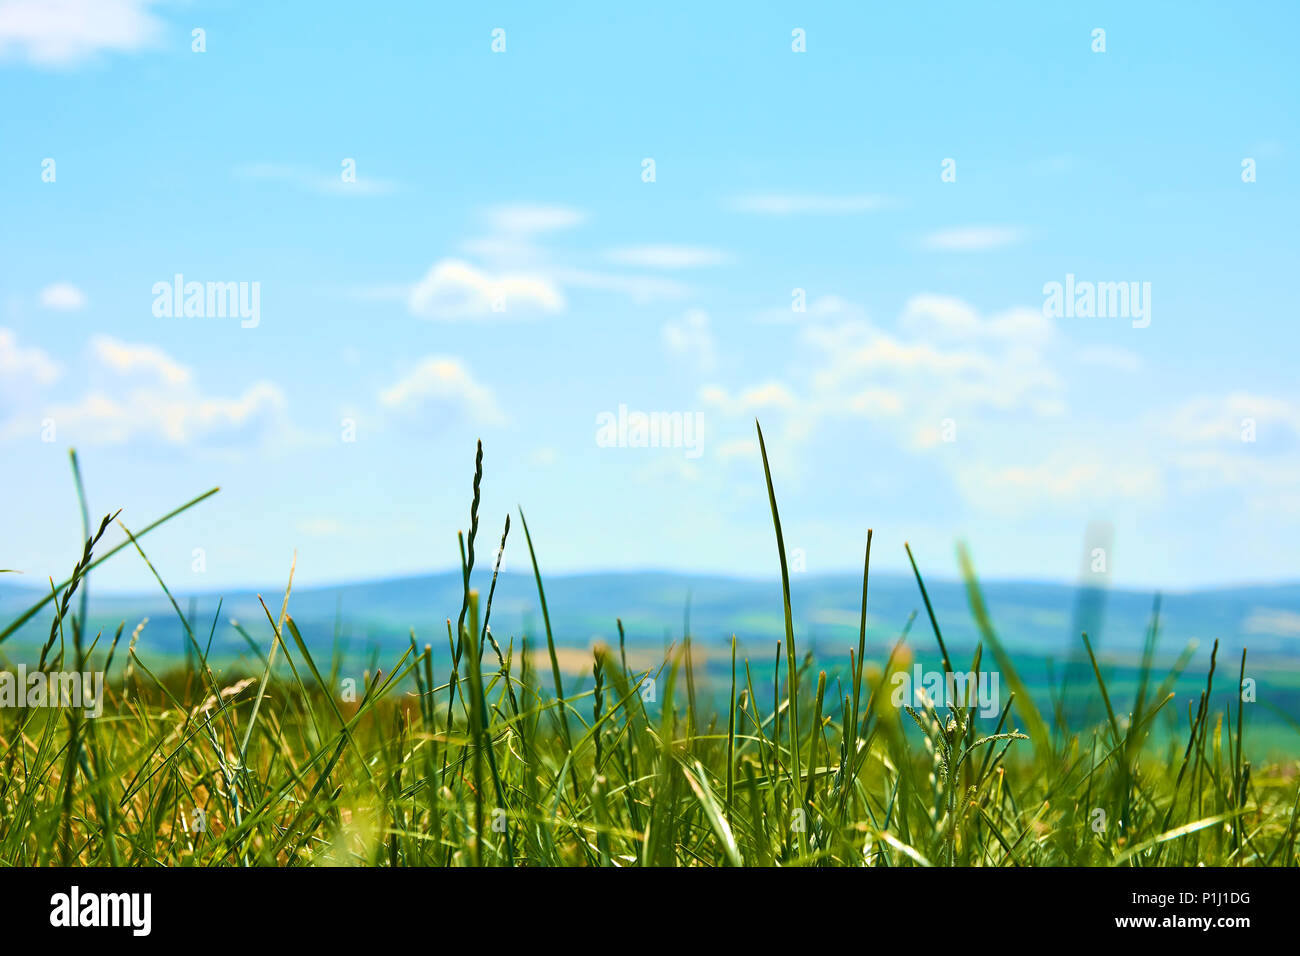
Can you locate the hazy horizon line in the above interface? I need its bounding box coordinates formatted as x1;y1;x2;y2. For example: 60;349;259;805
4;565;1298;602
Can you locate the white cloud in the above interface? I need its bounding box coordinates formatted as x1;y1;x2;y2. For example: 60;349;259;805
676;287;1300;528
39;282;87;311
379;355;505;426
1;335;291;446
902;295;1055;349
900;295;982;336
358;255;687;320
699;294;1076;503
91;334;189;386
726;194;893;215
944;388;1300;516
444;203;694;306
407;259;564;319
22;381;287;445
787;297;1065;441
953;453;1163;515
605;245;732;269
483;203;586;234
1171;450;1300;512
921;225;1028;252
663;309;715;371
1167;393;1300;444
235;162;397;197
1157;395;1300;513
701;381;798;416
0;0;163;66
0;327;61;387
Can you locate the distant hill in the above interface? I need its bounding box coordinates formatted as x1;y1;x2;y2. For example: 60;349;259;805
4;570;1300;667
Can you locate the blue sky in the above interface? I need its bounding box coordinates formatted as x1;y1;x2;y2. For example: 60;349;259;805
1;1;1298;593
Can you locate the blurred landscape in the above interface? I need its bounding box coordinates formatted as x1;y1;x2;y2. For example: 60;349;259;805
7;568;1300;755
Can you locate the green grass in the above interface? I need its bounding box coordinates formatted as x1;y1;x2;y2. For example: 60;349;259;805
1;429;1298;867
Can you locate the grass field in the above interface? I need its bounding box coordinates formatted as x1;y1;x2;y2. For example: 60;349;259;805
1;426;1297;867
